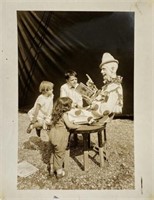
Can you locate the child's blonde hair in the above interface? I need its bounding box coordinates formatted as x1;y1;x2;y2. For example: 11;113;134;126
39;81;54;94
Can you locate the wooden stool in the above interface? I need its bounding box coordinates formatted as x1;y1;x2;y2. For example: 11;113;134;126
64;124;108;171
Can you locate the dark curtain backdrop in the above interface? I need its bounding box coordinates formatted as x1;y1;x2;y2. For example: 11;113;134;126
17;11;134;116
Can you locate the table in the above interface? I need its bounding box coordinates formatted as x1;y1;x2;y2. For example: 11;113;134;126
64;123;108;171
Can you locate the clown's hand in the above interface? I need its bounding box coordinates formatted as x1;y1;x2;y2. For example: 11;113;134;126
86;74;94;86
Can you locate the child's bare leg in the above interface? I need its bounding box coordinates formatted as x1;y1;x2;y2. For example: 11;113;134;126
49;153;54;176
32;122;42;129
47;144;55;177
33;122;42;137
27;122;42;135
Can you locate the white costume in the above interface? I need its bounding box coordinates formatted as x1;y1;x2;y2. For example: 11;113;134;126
28;94;54;129
68;53;123;125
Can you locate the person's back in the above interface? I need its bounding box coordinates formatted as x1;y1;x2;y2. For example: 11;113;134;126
48;97;80;179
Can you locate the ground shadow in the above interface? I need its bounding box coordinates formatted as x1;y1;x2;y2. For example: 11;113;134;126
69;140;101;170
23;136;52;166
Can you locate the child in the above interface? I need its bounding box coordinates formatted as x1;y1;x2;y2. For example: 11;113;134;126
27;81;54;136
60;70;83;108
60;70;83;143
48;97;80;179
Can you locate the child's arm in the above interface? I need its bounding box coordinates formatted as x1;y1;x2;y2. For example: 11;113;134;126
63;113;80;129
31;103;41;123
60;86;67;97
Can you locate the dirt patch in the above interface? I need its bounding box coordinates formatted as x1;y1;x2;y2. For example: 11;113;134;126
18;113;134;190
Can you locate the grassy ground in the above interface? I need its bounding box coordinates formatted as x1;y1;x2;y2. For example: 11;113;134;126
18;112;134;190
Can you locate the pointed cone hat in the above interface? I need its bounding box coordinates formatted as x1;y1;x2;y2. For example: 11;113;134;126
99;53;119;69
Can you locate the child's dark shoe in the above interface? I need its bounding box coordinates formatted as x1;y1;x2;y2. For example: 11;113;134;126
35;128;41;137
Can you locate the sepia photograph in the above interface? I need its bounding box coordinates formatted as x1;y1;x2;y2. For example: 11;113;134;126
1;1;153;200
17;11;134;190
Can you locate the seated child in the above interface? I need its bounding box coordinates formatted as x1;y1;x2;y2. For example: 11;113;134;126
26;81;54;136
60;70;83;108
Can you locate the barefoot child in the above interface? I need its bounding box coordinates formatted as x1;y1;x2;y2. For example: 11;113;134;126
27;81;54;136
49;97;80;179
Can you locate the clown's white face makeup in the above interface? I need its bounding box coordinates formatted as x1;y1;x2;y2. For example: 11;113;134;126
101;64;112;81
101;62;118;81
67;76;78;88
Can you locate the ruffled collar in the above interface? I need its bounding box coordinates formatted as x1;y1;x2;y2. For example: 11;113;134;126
103;76;123;84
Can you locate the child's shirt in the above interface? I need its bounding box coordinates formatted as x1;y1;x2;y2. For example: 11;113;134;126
60;83;83;107
28;94;54;119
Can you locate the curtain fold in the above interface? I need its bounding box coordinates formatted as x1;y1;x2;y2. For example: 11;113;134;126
18;11;134;116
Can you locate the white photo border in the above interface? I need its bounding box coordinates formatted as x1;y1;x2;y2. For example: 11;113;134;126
1;0;153;199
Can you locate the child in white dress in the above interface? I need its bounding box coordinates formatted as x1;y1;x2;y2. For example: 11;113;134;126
27;81;54;136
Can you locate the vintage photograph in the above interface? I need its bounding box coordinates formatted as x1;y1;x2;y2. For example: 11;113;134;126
17;11;135;190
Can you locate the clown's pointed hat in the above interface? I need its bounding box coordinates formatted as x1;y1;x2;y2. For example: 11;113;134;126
99;53;119;69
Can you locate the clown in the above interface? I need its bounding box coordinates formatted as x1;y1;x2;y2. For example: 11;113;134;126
68;52;123;125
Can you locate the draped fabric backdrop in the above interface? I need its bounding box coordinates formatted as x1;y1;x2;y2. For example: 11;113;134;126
18;11;134;117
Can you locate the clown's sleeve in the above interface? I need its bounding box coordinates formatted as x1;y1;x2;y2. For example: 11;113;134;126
91;83;123;117
104;84;123;114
